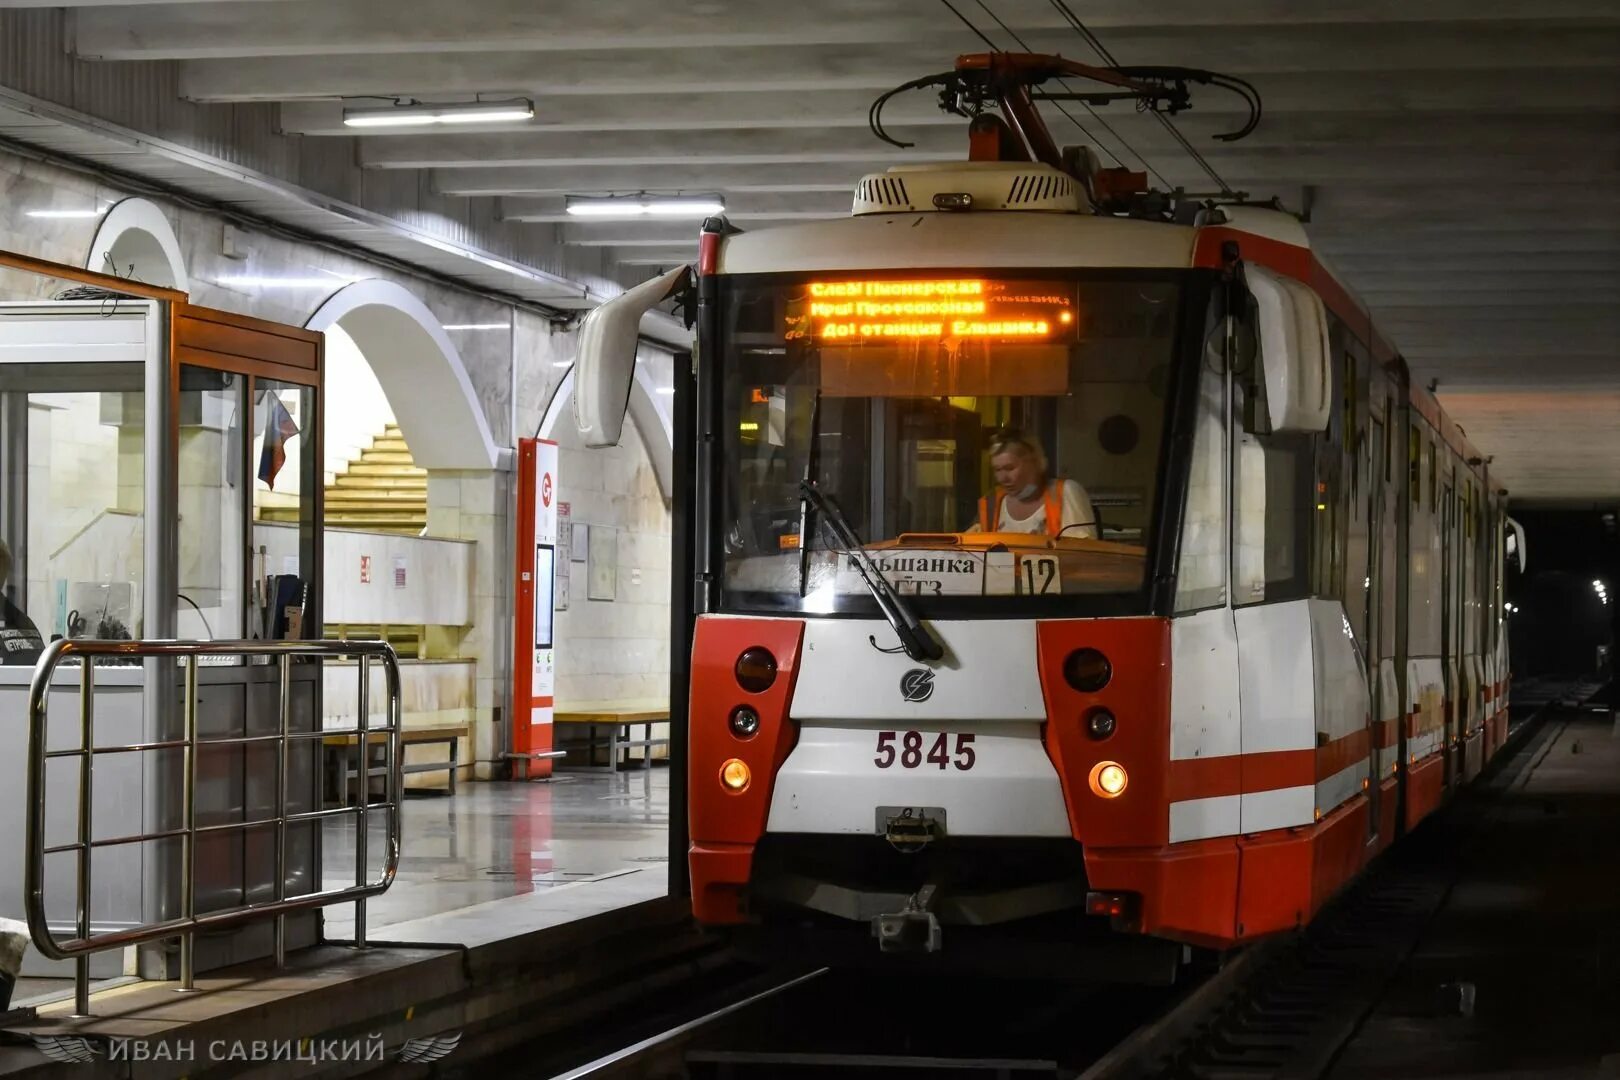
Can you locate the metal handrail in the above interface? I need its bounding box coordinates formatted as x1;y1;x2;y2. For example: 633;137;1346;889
24;638;404;1016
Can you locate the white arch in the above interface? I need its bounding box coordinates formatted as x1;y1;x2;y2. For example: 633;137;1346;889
86;197;189;292
538;360;673;500
305;279;500;471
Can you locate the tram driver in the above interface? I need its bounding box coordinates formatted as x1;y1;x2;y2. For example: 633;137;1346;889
966;431;1098;539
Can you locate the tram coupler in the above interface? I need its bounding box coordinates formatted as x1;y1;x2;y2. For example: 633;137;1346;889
879;807;943;853
872;883;943;953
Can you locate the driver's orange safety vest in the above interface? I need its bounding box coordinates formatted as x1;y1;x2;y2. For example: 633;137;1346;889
978;479;1065;537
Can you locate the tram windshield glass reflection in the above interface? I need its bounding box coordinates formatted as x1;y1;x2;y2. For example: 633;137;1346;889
718;274;1183;615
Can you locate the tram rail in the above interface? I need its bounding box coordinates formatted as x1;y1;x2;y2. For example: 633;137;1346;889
504;679;1601;1080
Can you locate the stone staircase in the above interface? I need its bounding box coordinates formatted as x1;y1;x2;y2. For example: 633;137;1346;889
260;423;426;534
325;423;427;534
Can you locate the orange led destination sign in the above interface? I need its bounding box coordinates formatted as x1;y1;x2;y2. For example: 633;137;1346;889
799;279;1071;342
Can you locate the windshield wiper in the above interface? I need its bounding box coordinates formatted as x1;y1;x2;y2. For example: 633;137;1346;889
797;388;822;599
798;479;944;663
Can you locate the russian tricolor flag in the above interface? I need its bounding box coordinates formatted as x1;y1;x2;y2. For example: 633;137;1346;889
258;394;300;490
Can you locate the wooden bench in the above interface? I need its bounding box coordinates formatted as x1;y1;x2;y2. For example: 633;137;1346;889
323;723;469;803
553;702;670;773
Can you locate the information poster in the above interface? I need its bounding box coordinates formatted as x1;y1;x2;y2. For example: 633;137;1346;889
555;500;571;611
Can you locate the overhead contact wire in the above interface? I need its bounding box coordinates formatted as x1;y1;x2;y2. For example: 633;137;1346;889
937;0;1124;170
973;0;1168;181
939;0;1000;49
1048;0;1236;195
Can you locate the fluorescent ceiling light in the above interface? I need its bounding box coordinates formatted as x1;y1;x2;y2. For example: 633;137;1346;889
215;275;361;289
442;323;510;331
343;98;535;128
645;199;727;217
0;341;134;349
26;207;107;219
565;194;725;219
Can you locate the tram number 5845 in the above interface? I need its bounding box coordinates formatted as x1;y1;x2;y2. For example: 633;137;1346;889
874;731;976;771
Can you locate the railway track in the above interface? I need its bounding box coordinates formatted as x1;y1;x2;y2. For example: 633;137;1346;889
493;681;1601;1080
1085;679;1606;1080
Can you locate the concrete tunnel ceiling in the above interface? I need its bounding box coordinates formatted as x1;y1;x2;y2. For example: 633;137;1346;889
44;0;1620;504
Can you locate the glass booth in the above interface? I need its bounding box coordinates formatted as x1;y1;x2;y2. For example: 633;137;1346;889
0;251;329;980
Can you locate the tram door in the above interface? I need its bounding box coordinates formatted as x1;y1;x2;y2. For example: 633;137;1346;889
1439;475;1456;788
1365;410;1385;840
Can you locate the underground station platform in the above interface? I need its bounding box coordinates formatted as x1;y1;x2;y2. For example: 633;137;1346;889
1;3;1618;1078
0;683;1613;1078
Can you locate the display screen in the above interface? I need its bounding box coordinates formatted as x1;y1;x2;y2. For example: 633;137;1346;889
533;544;555;650
790;279;1075;343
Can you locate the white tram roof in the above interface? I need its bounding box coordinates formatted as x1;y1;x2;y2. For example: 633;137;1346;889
717;211;1196;275
716;162;1315;277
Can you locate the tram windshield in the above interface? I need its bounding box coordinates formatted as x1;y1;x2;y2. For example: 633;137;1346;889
718;273;1186;615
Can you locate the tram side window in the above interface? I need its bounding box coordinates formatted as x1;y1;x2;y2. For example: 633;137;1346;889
1174;341;1227;614
1409;425;1421;505
1232;379;1313;607
1429;438;1438;513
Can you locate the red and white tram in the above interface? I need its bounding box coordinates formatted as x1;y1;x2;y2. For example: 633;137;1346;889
573;55;1517;971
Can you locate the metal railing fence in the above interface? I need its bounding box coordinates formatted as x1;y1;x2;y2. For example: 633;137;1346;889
24;638;403;1016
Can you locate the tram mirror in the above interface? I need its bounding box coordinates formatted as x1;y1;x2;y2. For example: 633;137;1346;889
574;264;691;448
1232;297;1259;375
1245;264;1330;434
1228;292;1264;434
1506;516;1527;572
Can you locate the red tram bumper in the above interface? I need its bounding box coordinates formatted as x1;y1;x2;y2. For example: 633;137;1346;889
688;614;1388;950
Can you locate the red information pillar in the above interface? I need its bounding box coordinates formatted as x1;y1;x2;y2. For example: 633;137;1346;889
512;437;559;779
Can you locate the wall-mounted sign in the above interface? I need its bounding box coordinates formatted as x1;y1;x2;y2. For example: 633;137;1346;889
393;556;407;589
587;524;617;601
359;554;371;584
555;500;571;611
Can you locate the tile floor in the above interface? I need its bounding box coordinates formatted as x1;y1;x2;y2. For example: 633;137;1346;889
9;766;670;1009
321;764;671;939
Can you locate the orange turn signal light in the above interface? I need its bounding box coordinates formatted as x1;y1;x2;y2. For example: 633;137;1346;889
1089;761;1128;798
720;758;751;793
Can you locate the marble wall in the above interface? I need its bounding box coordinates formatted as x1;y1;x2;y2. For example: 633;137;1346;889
255;522;474;627
0;148;678;779
511;309;676;706
551;413;673;705
423;468;513;772
513;307;570;446
323;657;477;789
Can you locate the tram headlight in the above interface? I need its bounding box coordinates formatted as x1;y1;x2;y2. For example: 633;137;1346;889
729;705;761;739
735;647;778;692
1063;648;1111;692
1085;708;1117;740
719;758;751;793
1089;761;1128;799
